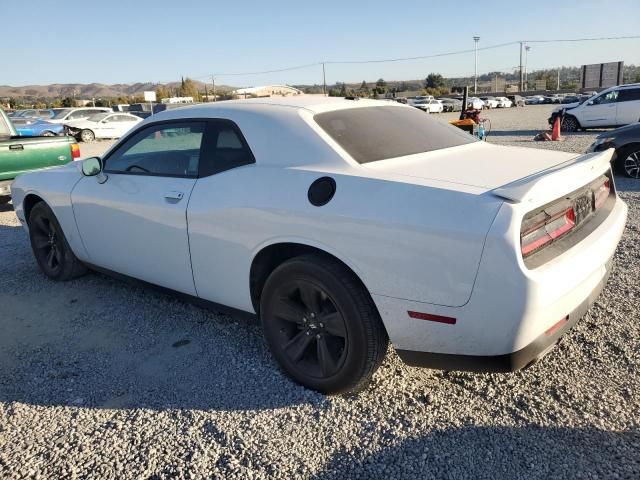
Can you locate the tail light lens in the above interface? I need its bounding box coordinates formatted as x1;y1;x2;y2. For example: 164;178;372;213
70;143;81;160
594;178;610;210
521;208;576;256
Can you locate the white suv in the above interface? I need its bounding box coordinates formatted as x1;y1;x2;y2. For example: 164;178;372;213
551;83;640;131
47;107;112;124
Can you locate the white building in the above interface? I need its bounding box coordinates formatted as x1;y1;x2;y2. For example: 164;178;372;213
231;85;303;99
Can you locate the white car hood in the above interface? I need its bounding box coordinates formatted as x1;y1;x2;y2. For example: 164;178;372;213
363;142;575;190
65;119;97;128
553;102;579;113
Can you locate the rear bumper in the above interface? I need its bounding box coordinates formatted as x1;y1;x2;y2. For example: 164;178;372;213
396;258;612;372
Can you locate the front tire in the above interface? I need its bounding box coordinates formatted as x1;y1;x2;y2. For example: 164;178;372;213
260;254;388;394
28;202;88;281
80;129;95;143
561;115;580;132
616;145;640;179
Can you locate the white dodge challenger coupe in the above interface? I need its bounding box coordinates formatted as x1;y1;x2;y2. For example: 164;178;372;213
11;97;627;394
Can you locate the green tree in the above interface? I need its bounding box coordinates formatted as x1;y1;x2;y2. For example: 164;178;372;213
179;77;200;101
425;73;445;89
339;83;347;96
375;78;387;95
155;84;171;101
61;96;75;108
358;80;369;97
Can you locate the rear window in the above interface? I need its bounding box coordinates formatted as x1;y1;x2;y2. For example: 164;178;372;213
314;106;476;164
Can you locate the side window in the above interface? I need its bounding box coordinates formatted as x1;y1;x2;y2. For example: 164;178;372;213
617;88;640;102
67;110;85;120
199;123;255;177
592;91;618;105
104;122;205;177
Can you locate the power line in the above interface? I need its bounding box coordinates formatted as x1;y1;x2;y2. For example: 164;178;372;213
175;35;639;84
523;35;640;44
325;41;518;65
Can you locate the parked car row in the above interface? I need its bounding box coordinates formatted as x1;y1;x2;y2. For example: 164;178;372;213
8;107;141;142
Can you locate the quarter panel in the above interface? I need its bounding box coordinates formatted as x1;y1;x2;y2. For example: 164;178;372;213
187;165;502;310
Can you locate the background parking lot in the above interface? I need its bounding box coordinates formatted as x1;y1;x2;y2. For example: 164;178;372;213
0;105;638;479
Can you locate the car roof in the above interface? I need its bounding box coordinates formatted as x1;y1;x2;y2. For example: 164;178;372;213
147;96;406;121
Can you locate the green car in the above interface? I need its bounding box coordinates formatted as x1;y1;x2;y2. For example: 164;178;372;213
0;109;80;204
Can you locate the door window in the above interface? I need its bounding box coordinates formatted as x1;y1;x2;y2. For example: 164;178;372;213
591;91;618;105
617;88;640;102
199;123;255;176
104;122;205;177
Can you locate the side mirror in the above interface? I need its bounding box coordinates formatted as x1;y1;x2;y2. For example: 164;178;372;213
82;157;108;184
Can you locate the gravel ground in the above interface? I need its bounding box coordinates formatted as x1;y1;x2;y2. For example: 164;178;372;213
0;105;638;479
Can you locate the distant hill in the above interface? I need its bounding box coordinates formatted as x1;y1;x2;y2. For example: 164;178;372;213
0;80;234;99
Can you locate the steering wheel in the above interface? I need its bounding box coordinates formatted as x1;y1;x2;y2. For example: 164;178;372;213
125;165;150;173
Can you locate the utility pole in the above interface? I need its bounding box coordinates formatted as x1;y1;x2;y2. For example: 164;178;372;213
519;42;524;92
557;69;561;90
211;74;216;102
524;45;530;91
322;63;327;96
473;36;480;94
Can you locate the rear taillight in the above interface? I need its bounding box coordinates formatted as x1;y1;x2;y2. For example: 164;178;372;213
521;208;575;256
594;178;610;210
70;143;80;160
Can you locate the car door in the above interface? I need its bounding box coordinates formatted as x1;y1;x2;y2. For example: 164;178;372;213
71;120;207;295
580;90;618;127
185;121;256;309
92;114;118;138
615;87;640;126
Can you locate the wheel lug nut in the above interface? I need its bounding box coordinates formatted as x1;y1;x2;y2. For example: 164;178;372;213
319;323;324;328
316;334;321;339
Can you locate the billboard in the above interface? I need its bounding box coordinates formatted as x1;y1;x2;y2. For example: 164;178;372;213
581;62;624;89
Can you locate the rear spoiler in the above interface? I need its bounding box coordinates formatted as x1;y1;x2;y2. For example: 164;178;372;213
491;149;614;204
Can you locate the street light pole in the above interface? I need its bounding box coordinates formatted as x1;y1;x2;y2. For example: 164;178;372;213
322;62;327;96
524;45;531;91
211;74;216;102
473;36;480;94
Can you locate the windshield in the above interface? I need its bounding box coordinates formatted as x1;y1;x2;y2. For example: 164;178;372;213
51;108;72;119
87;113;110;122
314;106;477;164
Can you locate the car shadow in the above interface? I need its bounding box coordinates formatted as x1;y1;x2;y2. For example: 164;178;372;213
0;201;14;213
0;222;323;412
615;175;640;193
310;425;640;479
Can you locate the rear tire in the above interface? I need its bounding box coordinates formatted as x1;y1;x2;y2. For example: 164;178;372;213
0;196;10;205
28;202;88;281
80;129;95;143
260;254;388;394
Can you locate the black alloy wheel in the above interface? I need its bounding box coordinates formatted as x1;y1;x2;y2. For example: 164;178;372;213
268;279;347;379
30;212;63;277
28;202;88;281
260;254;388;394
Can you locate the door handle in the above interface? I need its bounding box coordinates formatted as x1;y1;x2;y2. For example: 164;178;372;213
164;191;184;200
9;144;24;151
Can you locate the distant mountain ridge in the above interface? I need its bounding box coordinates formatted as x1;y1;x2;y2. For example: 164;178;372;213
0;80;227;99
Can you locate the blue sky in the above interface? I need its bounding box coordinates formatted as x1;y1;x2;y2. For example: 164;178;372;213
4;0;640;87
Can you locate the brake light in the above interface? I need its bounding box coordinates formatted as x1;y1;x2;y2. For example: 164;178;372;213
70;143;81;160
521;208;575;257
594;178;610;210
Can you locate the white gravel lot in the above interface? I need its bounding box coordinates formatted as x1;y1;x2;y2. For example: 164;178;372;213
0;105;638;479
